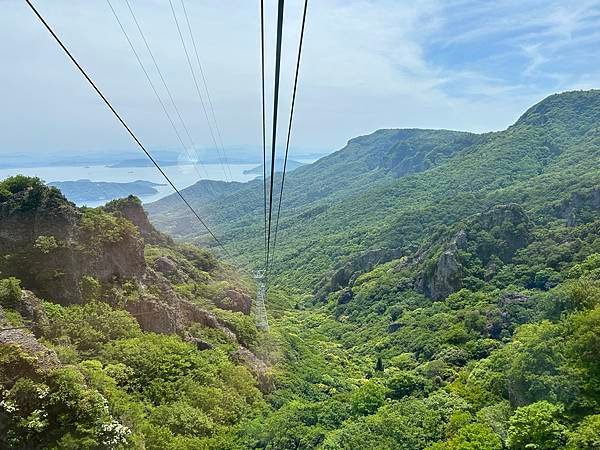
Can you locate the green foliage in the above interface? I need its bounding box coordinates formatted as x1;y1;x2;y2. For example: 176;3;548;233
0;277;22;308
34;235;59;254
150;402;215;437
0;368;132;449
80;275;101;303
150;91;600;295
43;301;142;356
566;414;600;449
212;308;258;348
385;369;427;399
78;207;141;251
0;345;38;388
3;91;600;448
351;379;388;415
431;423;503;450
507;401;567;449
0;175;43;196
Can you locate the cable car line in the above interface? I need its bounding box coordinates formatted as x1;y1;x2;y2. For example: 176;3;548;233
260;0;268;269
120;0;220;198
24;0;231;258
180;0;233;181
123;0;205;173
265;0;286;274
106;0;209;184
270;0;308;272
168;0;231;183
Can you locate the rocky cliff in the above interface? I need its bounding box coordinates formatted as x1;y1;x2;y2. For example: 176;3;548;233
0;177;253;342
415;204;532;300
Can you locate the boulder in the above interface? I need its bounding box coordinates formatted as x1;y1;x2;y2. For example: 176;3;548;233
217;289;252;315
154;256;177;274
0;305;60;371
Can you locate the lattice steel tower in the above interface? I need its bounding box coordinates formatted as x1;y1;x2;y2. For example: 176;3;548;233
253;269;269;331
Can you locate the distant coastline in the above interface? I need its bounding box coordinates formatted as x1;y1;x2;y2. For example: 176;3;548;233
48;179;166;204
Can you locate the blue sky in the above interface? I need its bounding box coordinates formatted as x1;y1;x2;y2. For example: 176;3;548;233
428;0;600;99
1;0;599;159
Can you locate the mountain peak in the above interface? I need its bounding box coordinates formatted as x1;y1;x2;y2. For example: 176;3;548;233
514;89;600;129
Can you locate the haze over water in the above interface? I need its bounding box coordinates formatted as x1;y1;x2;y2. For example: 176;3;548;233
0;163;257;207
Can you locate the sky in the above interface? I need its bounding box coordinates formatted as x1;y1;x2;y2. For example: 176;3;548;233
1;0;600;161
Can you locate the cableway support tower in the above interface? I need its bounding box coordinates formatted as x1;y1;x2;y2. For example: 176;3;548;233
253;269;269;331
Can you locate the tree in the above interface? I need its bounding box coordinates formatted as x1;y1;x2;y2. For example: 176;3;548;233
34;235;59;254
0;175;43;195
351;380;387;415
385;369;426;399
430;423;503;450
507;401;567;449
0;277;22;308
566;415;600;450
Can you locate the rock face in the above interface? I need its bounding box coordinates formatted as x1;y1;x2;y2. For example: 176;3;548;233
338;288;353;305
314;248;403;300
0;304;60;371
124;270;238;342
103;195;170;245
216;289;252;315
415;231;466;300
485;292;532;339
230;346;274;393
16;290;49;336
0;327;60;371
0;183;271;391
0;186;82;303
0;186;145;305
554;187;600;226
415;204;532;300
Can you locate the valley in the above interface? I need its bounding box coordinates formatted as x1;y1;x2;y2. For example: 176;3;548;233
1;90;599;449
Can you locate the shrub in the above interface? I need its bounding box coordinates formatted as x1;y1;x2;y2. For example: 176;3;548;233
0;175;43;195
34;235;59;254
0;277;22;308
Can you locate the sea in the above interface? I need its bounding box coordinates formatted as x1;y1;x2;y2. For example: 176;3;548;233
0;163;258;207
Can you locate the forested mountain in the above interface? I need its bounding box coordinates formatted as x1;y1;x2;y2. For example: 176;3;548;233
1;90;600;449
147;90;600;290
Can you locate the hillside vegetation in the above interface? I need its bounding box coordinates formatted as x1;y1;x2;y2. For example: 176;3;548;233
1;90;600;449
148;90;600;290
0;177;272;448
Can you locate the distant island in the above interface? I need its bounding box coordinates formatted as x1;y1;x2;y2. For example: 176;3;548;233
49;179;165;204
106;159;181;168
243;159;305;175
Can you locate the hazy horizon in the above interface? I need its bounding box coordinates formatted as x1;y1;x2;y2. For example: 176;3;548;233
3;0;599;159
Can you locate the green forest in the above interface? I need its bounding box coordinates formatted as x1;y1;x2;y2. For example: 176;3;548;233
1;90;600;449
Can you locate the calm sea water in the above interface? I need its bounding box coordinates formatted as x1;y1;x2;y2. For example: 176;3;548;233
0;163;258;207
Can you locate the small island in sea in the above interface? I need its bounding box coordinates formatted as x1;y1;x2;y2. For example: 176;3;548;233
49;179;165;204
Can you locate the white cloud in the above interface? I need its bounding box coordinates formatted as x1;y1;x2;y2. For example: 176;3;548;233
0;0;598;158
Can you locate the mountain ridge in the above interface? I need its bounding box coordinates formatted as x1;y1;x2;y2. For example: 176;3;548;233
147;90;600;289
